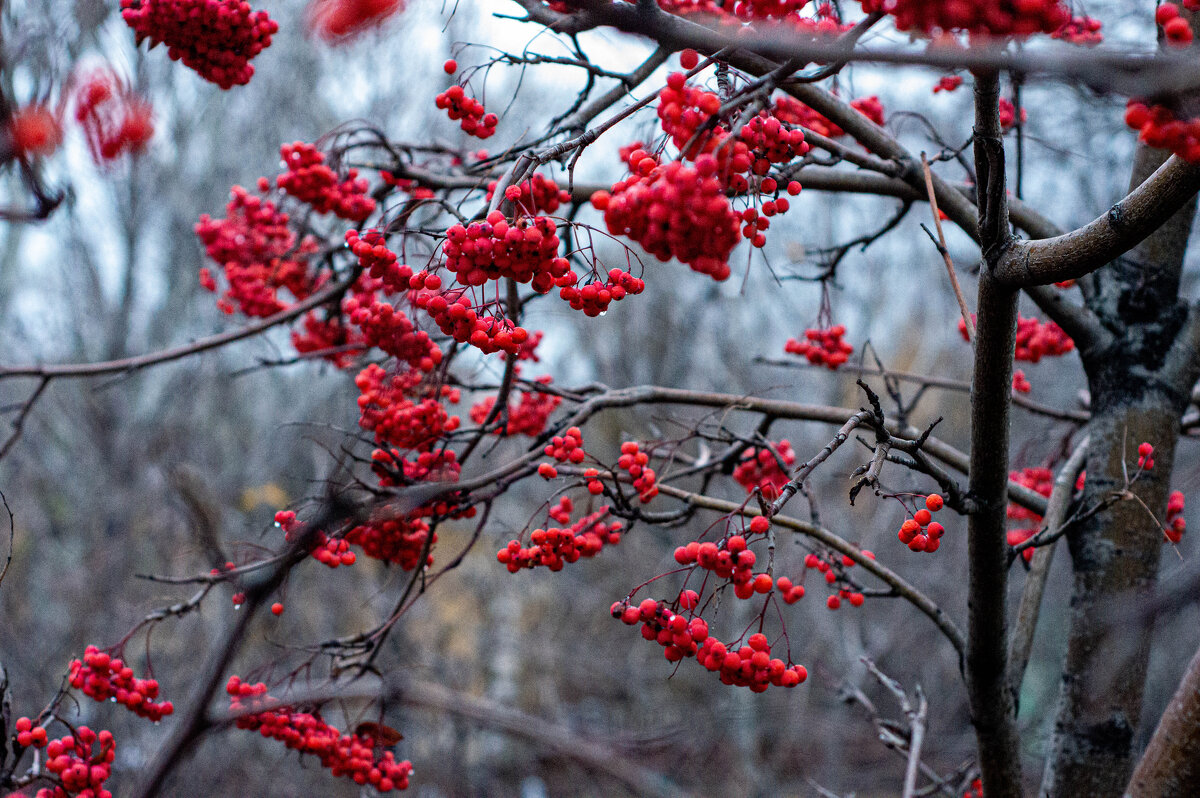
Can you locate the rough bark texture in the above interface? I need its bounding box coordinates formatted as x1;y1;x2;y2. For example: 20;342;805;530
1042;145;1200;798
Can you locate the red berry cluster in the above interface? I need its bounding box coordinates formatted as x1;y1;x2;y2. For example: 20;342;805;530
277;510;358;568
737;177;801;248
412;287;528;356
896;494;946;553
1051;14;1103;45
13;716;49;749
557;267;645;316
435;85;496;138
355;364;461;451
1125;102;1200;163
785;324;854;369
771;94;886;140
998;98;1027;132
442;211;570;293
673;535;768;599
73;69;154;164
120;0;278;89
380;171;436;200
1137;441;1156;470
226;677;413;792
37;727;115;798
592;158;741;281
963;778;983;798
68;647;174;721
371;446;462;487
345;228;414;291
1012;369;1031;393
195;184;319;317
933;75;964;93
958;314;1074;361
802;551;870;609
486;173;570;215
470;376;562;436
617;441;658;502
344;298;442;372
732;440;796;499
6;105;62;157
1157;3;1198;47
859;0;1071;37
545;426;586;462
497;508;623;571
1165;490;1186;544
739;114;810;167
345;515;436;569
306;0;403;41
291;310;366;368
656;74;735;160
1007;467;1055;561
275;142;375;221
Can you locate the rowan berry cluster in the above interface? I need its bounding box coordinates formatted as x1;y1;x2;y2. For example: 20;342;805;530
68;647;174;722
435;85;497;138
277;510;358;568
896;494;946;553
771;94;886;140
932;75;963;93
226;677;413;792
1012;369;1031;393
557;268;645;315
443;211;570;292
497;508;623;571
412;287;528;356
963;778;984;798
673;536;767;599
958;314;1074;361
290;310;366;368
345;298;441;371
739;114;810;167
1125;102;1200;163
275;142;375;221
732;440;796;498
1165;490;1186;543
486;174;570;214
6;105;62;157
345;516;436;569
1157;3;1198;47
738;180;799;248
120;0;277;89
803;550;870;609
470;376;562;436
37;726;115;798
998;98;1027;132
617;441;658;502
592;157;741;281
307;0;403;41
370;446;462;489
544;426;585;463
13;717;49;749
355;364;461;451
195;184;319;316
785;324;854;369
859;0;1071;37
72;69;154;164
1137;442;1156;470
1051;14;1104;45
656;73;737;161
1007;467;1055;561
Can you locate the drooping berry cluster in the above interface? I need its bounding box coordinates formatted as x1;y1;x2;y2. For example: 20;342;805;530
1125;102;1200;164
68;647;174;721
486;173;570;215
435;85;497;138
355;364;461;451
859;0;1071;38
344;298;442;371
345;515;436;569
120;0;278;89
785;324;854;369
1012;369;1032;393
226;677;413;792
372;446;462;487
195;184;319;316
1051;14;1104;45
1165;490;1186;544
896;494;946;553
72;69;154;164
1137;441;1156;471
6;105;62;157
617;441;658;502
290;310;367;368
732;440;796;499
470;376;562;436
276;142;375;221
277;509;358;568
958;314;1074;361
1157;3;1198;47
442;211;570;293
13;716;49;749
738;177;801;248
772;94;887;140
306;0;404;41
801;550;869;609
673;535;767;599
998;98;1027;132
592;157;741;281
37;727;115;798
557;268;645;316
497;508;623;571
612;599;807;691
932;75;964;93
1007;467;1056;562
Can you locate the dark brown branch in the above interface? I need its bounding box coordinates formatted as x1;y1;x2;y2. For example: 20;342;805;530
1127;644;1200;798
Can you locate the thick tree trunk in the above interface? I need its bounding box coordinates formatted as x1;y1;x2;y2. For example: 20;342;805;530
1041;146;1199;797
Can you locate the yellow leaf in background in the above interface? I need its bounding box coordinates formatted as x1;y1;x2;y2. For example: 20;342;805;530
239;482;289;511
